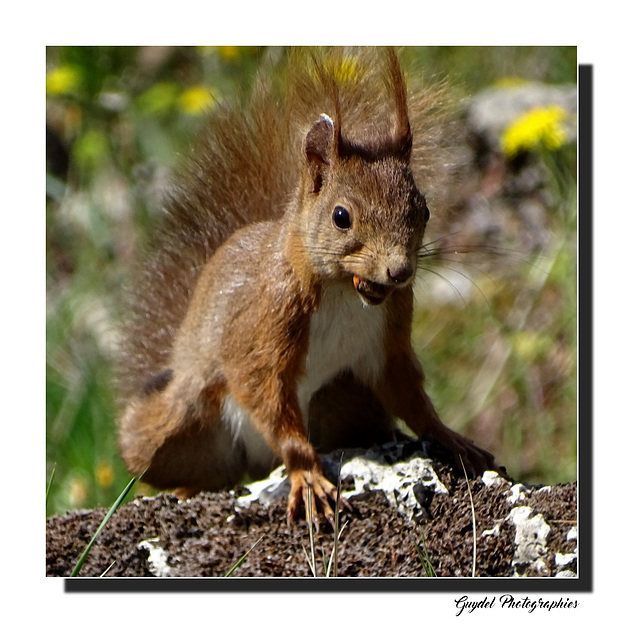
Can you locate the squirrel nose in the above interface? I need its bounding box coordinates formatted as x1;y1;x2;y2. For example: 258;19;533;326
387;261;414;284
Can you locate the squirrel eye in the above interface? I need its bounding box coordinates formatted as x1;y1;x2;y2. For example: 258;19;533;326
424;204;431;223
332;205;351;231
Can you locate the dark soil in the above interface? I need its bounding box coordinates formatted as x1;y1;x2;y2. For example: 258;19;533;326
46;454;577;579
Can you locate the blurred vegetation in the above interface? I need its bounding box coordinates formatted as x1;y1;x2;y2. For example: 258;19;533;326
46;46;577;516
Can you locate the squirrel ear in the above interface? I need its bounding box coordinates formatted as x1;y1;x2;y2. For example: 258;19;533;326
385;48;412;161
305;114;337;193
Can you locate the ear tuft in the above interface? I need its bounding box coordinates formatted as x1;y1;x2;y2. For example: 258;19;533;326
305;114;336;192
385;48;412;161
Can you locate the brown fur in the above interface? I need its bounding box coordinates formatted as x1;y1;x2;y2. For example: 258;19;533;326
117;47;498;522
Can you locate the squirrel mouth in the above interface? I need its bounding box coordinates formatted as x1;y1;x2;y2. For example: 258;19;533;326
352;275;390;305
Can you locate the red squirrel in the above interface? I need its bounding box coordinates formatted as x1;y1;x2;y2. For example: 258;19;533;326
117;48;500;523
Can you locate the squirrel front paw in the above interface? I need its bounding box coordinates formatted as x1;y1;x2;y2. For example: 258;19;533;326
287;468;351;527
436;427;507;479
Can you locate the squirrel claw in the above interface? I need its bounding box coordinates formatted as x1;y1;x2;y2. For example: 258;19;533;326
434;427;504;480
287;468;350;528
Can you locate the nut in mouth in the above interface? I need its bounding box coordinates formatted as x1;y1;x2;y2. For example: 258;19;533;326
352;275;391;305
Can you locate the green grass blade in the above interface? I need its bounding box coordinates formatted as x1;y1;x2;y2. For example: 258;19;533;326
224;535;264;577
70;474;139;577
460;456;477;577
330;452;344;577
46;464;57;509
415;528;437;577
306;484;317;577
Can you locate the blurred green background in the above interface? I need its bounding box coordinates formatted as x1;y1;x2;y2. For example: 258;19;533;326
46;46;577;516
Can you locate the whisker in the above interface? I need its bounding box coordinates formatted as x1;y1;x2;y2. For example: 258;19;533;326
416;265;468;306
418;262;491;307
419;240;542;276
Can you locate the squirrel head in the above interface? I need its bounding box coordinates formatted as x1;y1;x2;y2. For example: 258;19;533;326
295;110;429;306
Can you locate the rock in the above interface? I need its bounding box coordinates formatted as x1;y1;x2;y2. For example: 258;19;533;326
47;440;577;578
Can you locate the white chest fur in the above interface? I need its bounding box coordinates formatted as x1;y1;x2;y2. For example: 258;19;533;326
223;281;387;468
297;281;386;415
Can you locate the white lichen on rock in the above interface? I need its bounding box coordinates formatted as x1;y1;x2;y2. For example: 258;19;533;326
138;537;172;577
235;465;290;510
339;452;448;519
507;483;530;504
507;505;551;576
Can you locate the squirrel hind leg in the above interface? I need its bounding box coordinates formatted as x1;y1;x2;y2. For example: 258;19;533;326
119;385;181;477
117;367;178;475
119;376;246;492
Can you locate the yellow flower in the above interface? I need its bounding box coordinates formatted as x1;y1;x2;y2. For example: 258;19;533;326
333;55;359;84
96;461;115;488
179;86;215;114
501;105;569;157
217;46;241;60
46;65;81;95
312;55;360;87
